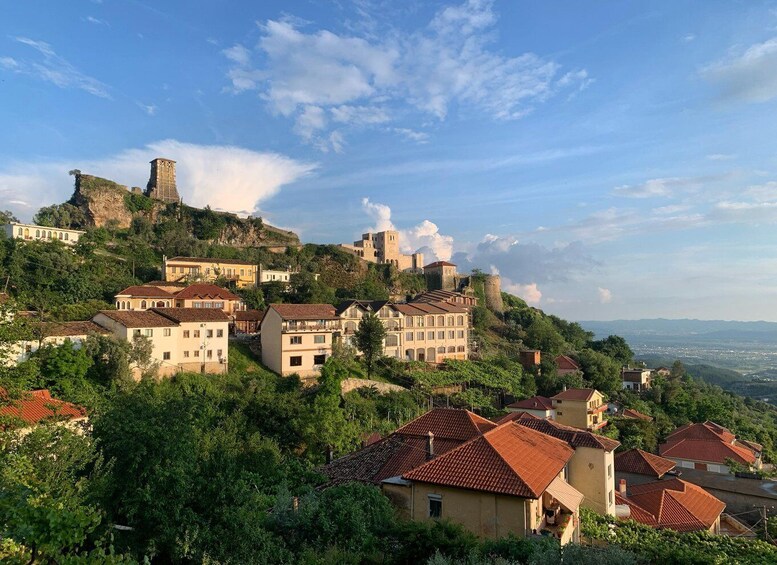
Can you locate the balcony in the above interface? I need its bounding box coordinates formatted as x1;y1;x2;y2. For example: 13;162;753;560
282;322;340;332
588;404;608;415
540;510;576;545
588;419;608;431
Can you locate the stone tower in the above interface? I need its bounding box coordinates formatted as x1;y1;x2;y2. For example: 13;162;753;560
145;158;180;203
483;274;504;314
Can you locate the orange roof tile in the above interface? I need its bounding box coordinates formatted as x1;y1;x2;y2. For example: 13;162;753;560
555;355;580;371
115;285;175;298
268;303;338;320
551;387;596;401
39;320;110;337
174;284;241;301
151;307;230;323
514;414;620;451
665;421;736;444
0;389;86;427
496;411;539;424
615;449;676;478
97;310;177;328
659;438;756;465
403;422;573;498
394;408;496;441
618;478;725;531
622;408;654;421
507;395;553;411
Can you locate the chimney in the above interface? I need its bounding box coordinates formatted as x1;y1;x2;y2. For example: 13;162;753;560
426;431;435;460
619;479;627;496
563;384;567;392
326;445;334;464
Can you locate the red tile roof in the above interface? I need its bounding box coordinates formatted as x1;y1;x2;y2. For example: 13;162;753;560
96;310;177;328
0;389;86;427
268;303;338;320
174;284;241;301
403;422;574;498
235;309;264;321
496;411;539;424
551;387;596;401
115;285;175;298
513;413;620;451
555;355;580;371
152;307;230;323
615;449;676;478
622;408;654;421
394;408;496;441
617;478;725;531
507;395;553;411
659;421;758;465
39;320;110;337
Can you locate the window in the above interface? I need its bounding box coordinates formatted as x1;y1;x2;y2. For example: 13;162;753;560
215;302;224;309
457;345;465;352
448;316;454;326
417;331;424;340
290;336;302;345
428;316;435;326
438;316;444;326
183;351;189;358
406;317;414;328
457;315;464;326
183;330;190;338
35;229;40;237
141;300;147;309
143;329;153;337
406;332;414;341
448;331;454;339
206;329;213;338
608;464;612;478
427;331;434;340
437;331;444;340
194;330;200;338
64;233;68;241
457;330;465;339
314;335;326;344
290;356;302;367
194;350;200;358
216;329;224;338
207;350;213;359
428;495;442;519
133;329;141;337
437;346;445;354
217;349;223;358
556;400;562;404
313;354;326;365
163;352;171;360
608;490;614;505
557;411;563;416
164;328;172;337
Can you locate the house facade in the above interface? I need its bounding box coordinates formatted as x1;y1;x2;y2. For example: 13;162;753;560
93;308;229;377
550;388;608;431
622;368;653;392
2;222;85;246
505;395;554;419
11;321;109;364
162;256;258;288
555;355;581;376
659;421;762;474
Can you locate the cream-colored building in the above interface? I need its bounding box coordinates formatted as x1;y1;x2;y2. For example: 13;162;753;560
337;300;405;359
622;368;653;392
2;222;85;246
511;415;619;516
339;230;424;272
93;308;229;378
551;388;608;431
163;256;258;288
10;321;109;364
392;302;469;363
260;304;340;378
115;283;245;317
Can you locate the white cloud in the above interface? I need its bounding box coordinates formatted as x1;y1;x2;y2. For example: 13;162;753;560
683;34;696;43
613;177;691;198
702;37;777;103
391;128;430;143
223;0;589;149
503;281;542;304
3;37;111;98
136;102;157;116
294;105;327;140
0;140;316;221
84;16;108;25
707;153;736;161
597;287;612;304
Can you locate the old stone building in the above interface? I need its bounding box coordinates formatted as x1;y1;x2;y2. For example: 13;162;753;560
145;158;181;203
339;230;424;272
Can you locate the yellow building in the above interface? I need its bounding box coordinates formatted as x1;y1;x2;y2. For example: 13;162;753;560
115;283;245;317
162;256;258;288
551;388;608;431
2;222;85;246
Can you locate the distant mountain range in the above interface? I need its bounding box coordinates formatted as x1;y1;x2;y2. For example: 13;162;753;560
579;318;777;344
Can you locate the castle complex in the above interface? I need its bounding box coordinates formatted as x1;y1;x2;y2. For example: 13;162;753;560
339;230;424;272
145;158;181;203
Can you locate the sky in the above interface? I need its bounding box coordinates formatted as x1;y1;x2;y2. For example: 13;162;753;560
2;1;777;322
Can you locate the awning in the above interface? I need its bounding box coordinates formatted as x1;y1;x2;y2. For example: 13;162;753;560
545;477;584;512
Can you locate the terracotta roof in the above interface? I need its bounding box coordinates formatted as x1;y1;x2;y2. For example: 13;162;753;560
151;308;230;323
235;309;264;321
496;411;539;424
555;355;581;371
622;408;654;421
617;478;725;531
115;285;175;298
39;320;110;337
615;449;676;478
0;389;86;427
551;387;597;401
659;438;756;465
411;290;475;304
336;300;390;316
513;414;620;451
424;261;457;269
403;422;574;498
394;408;496;441
507;395;553;411
96;310;177;328
268;303;338;320
167;256;256;266
174;284;241;301
393;301;467;316
659;421;759;465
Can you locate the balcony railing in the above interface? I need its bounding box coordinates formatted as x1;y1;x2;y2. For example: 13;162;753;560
283;322;341;332
588;404;608;415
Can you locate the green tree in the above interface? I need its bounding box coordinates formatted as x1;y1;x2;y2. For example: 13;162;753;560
0;210;19;224
354;312;386;377
84;335;133;386
591;335;634;367
577;348;622;394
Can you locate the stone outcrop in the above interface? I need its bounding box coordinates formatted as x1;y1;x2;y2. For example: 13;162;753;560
214;221;300;249
69;173;135;229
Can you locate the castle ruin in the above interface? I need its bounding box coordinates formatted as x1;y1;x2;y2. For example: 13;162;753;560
145;158;181;204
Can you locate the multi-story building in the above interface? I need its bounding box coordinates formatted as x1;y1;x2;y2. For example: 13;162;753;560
10;321;109;364
550;388;608;431
658;421;762;474
2;222;85;246
162;256;258;288
337;300;405;358
93;308;229;378
339;230;424;272
423;261;457;292
622;368;653;392
260;304;340;378
115;283;245;318
392;302;469;363
505;395;554;419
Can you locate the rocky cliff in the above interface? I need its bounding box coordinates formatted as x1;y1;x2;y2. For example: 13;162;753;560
69;173;137;229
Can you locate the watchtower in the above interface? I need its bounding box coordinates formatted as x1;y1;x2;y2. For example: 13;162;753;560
145;158;180;203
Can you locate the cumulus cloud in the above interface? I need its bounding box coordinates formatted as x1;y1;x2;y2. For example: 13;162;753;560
614;177;698;198
702;37;777;103
597;287;612;303
2;37;110;98
503;281;542;304
223;0;589;149
0;140;316;220
360;198;455;261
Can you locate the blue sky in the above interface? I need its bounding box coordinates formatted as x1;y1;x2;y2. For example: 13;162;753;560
3;1;777;321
